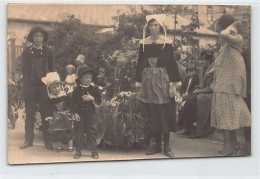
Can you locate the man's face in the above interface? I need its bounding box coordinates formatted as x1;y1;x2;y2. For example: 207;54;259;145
80;73;93;86
33;32;44;47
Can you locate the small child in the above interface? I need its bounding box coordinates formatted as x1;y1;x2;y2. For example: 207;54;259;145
64;64;77;94
71;66;101;159
42;72;75;152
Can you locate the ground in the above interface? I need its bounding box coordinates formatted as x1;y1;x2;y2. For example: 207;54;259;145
7;109;244;165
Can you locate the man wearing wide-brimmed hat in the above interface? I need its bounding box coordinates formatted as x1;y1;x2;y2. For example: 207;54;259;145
20;26;55;150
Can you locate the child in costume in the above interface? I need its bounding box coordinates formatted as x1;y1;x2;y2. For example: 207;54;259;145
42;72;75;152
71;66;101;159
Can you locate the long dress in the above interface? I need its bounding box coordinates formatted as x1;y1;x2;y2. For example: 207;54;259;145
210;24;251;130
136;35;180;134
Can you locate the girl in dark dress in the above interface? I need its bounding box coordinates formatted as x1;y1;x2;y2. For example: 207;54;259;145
136;14;181;158
42;72;74;152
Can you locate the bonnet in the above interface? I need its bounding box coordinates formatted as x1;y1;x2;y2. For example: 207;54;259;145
142;14;167;52
42;72;61;88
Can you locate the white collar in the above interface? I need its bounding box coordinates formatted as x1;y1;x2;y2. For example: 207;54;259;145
80;84;90;88
139;35;172;45
32;45;43;49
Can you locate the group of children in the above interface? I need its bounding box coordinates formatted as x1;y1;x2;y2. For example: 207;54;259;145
42;64;101;159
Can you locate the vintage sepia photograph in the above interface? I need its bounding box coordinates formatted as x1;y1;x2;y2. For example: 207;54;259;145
7;3;251;165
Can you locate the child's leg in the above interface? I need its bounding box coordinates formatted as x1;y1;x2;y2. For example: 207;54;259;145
68;139;73;152
74;119;85;159
85;114;98;159
56;141;62;152
86;118;98;151
75;120;86;152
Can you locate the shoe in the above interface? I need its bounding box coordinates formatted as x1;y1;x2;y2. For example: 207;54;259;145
68;146;74;152
74;151;81;159
218;148;234;156
233;144;240;155
164;146;174;158
56;146;62;152
92;152;99;159
20;142;33;149
146;145;162;155
45;143;53;150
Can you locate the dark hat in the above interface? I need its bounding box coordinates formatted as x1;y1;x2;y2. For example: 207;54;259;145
27;26;49;43
217;14;235;31
76;66;97;81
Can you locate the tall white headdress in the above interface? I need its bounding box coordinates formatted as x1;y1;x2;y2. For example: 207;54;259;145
142;14;167;52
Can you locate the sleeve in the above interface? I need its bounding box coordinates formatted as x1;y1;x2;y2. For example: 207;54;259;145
93;87;102;105
70;88;79;113
220;25;243;47
180;77;188;94
165;45;181;82
21;48;28;79
135;45;145;82
47;48;56;72
44;99;53;118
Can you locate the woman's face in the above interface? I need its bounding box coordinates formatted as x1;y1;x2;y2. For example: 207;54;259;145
49;81;61;96
33;32;44;47
148;20;160;36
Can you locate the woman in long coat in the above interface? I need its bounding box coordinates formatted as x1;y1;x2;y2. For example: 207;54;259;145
136;14;181;158
211;14;251;156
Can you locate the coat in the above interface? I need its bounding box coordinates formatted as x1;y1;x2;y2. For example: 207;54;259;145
21;45;55;85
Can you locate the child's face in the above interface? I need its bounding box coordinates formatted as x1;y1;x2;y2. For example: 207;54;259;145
33;32;44;47
49;81;61;96
67;67;74;75
80;73;93;86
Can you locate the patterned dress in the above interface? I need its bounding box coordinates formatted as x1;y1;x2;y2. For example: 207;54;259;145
136;36;180;133
210;24;251;130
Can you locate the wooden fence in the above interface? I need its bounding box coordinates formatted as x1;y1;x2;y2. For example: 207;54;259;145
7;39;24;81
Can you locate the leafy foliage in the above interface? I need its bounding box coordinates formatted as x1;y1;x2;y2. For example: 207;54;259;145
96;92;148;151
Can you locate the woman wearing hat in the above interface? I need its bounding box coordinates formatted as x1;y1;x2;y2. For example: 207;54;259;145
211;14;251;156
20;26;55;150
135;14;181;158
